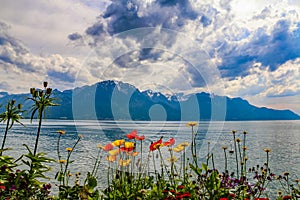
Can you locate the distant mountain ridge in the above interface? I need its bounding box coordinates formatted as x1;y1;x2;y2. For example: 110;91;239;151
0;80;299;121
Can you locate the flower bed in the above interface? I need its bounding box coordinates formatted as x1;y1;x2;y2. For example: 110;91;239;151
0;83;299;199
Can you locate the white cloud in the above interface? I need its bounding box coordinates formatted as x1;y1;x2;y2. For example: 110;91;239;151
0;0;300;114
0;26;83;93
223;58;300;114
0;0;99;57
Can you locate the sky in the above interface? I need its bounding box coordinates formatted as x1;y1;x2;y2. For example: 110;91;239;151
0;0;300;115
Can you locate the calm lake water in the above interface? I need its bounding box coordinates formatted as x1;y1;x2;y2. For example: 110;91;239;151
1;120;299;194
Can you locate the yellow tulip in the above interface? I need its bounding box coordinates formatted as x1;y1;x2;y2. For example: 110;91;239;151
106;155;117;162
178;142;190;147
109;149;120;156
112;139;125;147
127;151;139;156
57;130;65;135
119;159;131;167
186;122;198;127
124;142;135;149
167;156;178;163
173;146;184;153
66;147;72;152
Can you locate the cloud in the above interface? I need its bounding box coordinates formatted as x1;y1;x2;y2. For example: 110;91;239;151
68;32;83;41
67;0;300;102
0;0;99;57
0;23;82;93
1;0;300;114
223;58;300;103
82;0;200;39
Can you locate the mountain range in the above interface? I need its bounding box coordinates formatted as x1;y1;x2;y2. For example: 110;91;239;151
0;80;299;121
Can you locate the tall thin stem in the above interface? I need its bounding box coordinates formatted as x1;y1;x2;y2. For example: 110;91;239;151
57;134;63;185
91;148;102;176
63;137;81;186
233;133;239;179
183;150;187;183
237;142;243;177
223;148;228;172
0;117;10;156
33;108;43;156
191;126;198;167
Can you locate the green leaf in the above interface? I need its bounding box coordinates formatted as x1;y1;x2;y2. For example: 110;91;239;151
202;163;208;171
189;163;202;175
87;175;98;189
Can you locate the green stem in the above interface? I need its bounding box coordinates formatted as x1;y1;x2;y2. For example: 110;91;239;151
243;133;246;174
238;142;243;177
211;153;215;170
223;149;228;172
107;161;110;187
64;137;81;186
0;117;10;156
233;134;239;179
158;148;168;179
206;142;210;171
57;134;63;185
168;149;175;185
152;151;157;181
33;108;43;156
91;148;102;176
191;126;198;167
140;140;143;172
183;150;186;183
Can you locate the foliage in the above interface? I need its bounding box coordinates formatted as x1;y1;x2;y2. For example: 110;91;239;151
0;146;53;199
0;99;24;156
55;132;99;199
27;82;58;156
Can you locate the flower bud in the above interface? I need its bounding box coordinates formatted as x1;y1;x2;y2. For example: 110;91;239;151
46;88;52;95
33;91;38;98
39;91;44;97
30;88;35;94
18;104;22;110
43;81;48;88
11;100;16;105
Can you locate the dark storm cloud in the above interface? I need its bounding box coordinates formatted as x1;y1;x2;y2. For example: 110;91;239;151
85;0;199;37
85;22;105;36
68;32;83;41
47;69;75;83
72;0;300;95
257;20;300;71
112;48;170;69
218;19;300;78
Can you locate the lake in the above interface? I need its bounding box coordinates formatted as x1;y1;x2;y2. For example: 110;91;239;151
1;119;299;194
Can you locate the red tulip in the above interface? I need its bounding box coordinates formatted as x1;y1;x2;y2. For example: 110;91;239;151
135;135;145;140
127;130;137;140
150;137;163;151
164;138;175;146
103;143;114;151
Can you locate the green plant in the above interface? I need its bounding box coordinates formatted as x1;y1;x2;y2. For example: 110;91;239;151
55;131;99;199
0;99;24;156
0;145;54;199
28;82;58;156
